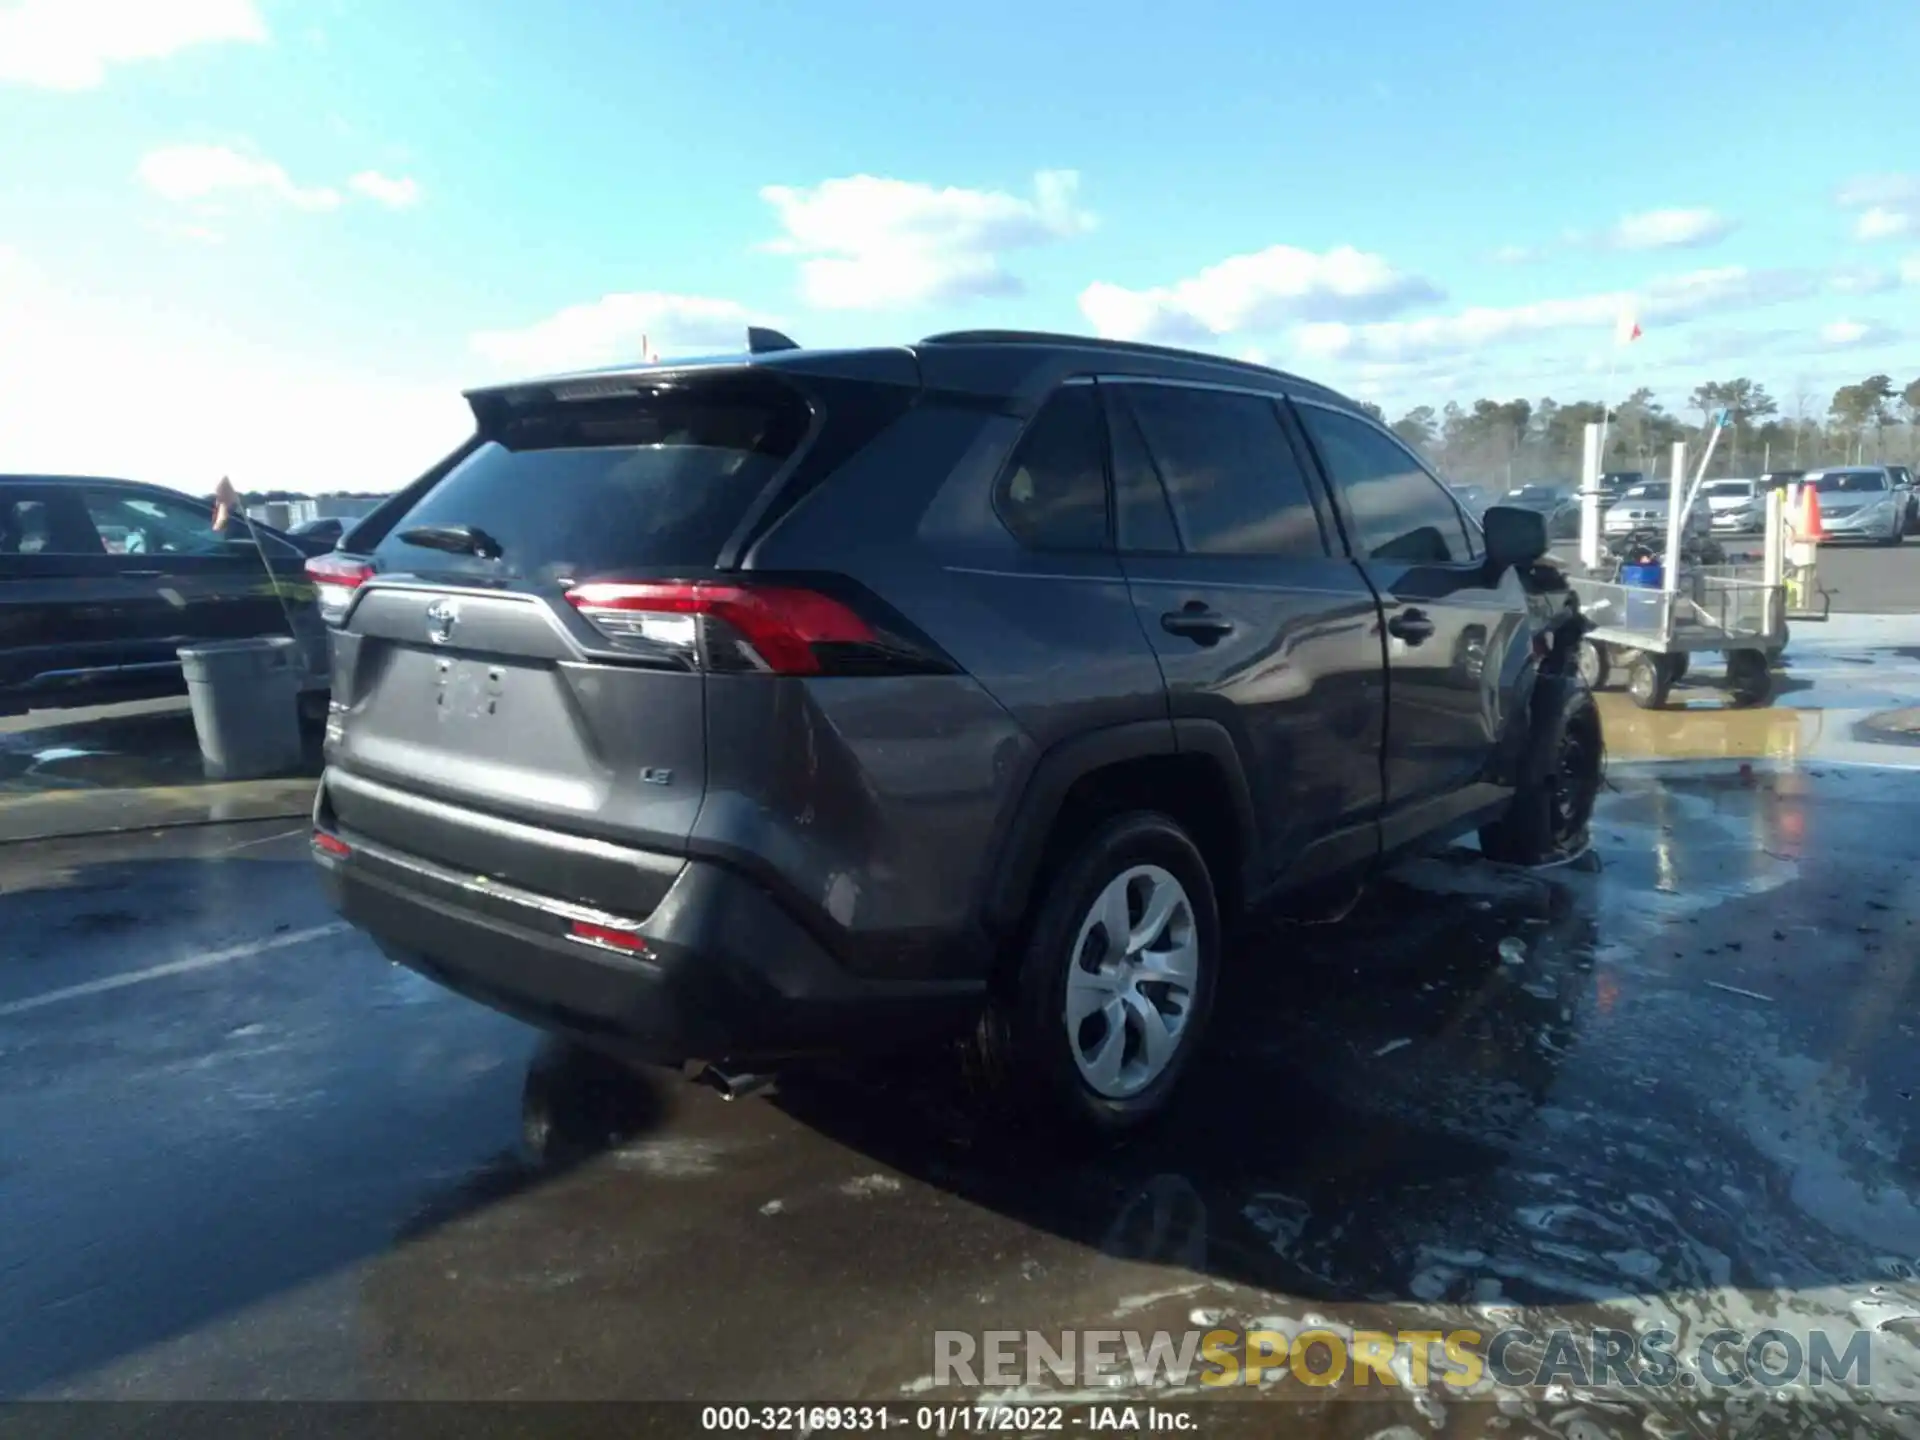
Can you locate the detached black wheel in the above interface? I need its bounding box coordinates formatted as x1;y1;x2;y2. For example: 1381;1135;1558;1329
971;813;1220;1137
1725;649;1773;708
1480;682;1603;866
1627;652;1672;709
1576;638;1610;691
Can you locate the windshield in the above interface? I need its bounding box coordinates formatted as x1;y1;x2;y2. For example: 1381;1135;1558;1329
1705;482;1753;498
1622;483;1671;501
1813;472;1887;494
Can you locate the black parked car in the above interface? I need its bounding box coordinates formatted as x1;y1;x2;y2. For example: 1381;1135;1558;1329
310;329;1597;1135
0;474;331;716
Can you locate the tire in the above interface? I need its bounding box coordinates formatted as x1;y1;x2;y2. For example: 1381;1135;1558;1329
1576;637;1610;691
1627;652;1671;709
1480;681;1603;866
1665;652;1690;684
1725;649;1773;708
970;812;1220;1138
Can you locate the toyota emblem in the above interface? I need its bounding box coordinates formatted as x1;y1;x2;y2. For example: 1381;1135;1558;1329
425;598;460;645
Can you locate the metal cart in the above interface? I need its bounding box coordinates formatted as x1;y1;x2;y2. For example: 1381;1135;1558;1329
1562;414;1809;710
1568;564;1786;709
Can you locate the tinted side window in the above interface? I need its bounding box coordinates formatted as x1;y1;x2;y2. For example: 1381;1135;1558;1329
83;488;237;557
1117;385;1327;557
992;386;1109;552
1300;406;1473;564
1;499;53;555
1105;391;1181;553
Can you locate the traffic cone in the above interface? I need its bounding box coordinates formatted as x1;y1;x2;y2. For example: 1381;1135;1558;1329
1802;483;1825;541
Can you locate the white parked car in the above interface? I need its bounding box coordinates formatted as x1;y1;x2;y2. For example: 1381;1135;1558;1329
1702;478;1763;533
1603;480;1711;542
1803;467;1905;545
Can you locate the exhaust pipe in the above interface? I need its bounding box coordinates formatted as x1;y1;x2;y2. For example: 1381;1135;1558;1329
694;1061;774;1101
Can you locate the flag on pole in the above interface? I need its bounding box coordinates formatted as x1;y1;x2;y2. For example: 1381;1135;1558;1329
211;476;241;532
1614;311;1642;345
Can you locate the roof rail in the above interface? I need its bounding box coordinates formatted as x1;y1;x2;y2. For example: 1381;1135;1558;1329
917;329;1305;383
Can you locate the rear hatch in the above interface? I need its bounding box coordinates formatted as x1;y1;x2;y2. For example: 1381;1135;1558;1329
319;364;916;907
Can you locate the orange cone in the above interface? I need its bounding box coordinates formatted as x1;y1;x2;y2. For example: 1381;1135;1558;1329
1802;483;1825;541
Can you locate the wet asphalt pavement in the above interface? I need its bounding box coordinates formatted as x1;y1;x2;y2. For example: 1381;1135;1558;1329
3;765;1918;1436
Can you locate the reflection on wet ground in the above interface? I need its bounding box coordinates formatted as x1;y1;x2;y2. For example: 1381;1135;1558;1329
0;771;1916;1436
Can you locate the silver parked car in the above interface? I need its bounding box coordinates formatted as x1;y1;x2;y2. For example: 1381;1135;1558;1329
1702;478;1763;533
1804;467;1905;545
1603;480;1710;541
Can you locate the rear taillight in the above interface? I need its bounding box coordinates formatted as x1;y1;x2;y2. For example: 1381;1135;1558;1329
305;554;373;625
312;829;351;859
565;580;946;677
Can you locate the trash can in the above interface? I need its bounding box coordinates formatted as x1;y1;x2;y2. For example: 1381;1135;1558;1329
177;636;305;780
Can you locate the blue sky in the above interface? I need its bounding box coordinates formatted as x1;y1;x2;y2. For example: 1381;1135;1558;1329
2;0;1917;491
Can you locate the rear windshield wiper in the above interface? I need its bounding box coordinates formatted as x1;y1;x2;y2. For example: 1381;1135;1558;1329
398;523;504;560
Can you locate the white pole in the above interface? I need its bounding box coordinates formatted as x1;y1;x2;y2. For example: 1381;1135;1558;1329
1663;440;1688;596
1579;421;1603;571
1666;420;1728;597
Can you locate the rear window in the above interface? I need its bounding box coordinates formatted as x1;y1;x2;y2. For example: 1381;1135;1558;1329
1705;481;1753;497
375;380;812;584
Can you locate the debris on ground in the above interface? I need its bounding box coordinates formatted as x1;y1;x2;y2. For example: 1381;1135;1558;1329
1704;980;1774;1003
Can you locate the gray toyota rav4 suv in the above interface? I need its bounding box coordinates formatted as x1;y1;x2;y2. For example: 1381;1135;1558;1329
311;329;1597;1133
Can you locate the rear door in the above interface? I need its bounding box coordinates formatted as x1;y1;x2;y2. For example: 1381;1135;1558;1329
1106;380;1387;891
0;487;125;704
326;372;825;874
1292;400;1529;848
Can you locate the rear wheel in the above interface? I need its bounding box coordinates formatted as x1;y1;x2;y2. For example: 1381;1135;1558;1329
1725;650;1773;708
971;812;1220;1137
1480;683;1603;866
1576;638;1610;691
1667;652;1690;684
1627;652;1672;709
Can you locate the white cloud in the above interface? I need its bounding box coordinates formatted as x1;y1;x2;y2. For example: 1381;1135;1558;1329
1818;320;1898;349
1835;174;1920;245
1491;243;1542;265
760;169;1094;310
1903;254;1920;285
470;292;766;375
138;144;341;211
1290;266;1815;365
348;170;421;210
1605;207;1736;251
0;247;469;494
0;0;264;90
1827;265;1897;296
1854;207;1914;242
1078;244;1441;345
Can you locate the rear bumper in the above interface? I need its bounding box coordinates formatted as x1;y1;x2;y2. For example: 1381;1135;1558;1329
314;796;984;1066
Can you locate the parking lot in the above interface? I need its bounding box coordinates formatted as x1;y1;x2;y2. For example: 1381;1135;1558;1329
3;594;1919;1435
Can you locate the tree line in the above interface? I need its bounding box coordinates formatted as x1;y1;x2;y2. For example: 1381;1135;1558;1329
1359;374;1920;488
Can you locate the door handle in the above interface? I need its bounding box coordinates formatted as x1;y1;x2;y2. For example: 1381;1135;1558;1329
1160;603;1235;646
1386;609;1435;644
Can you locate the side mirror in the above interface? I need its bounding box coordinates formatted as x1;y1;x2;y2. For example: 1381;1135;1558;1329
1482;504;1548;573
